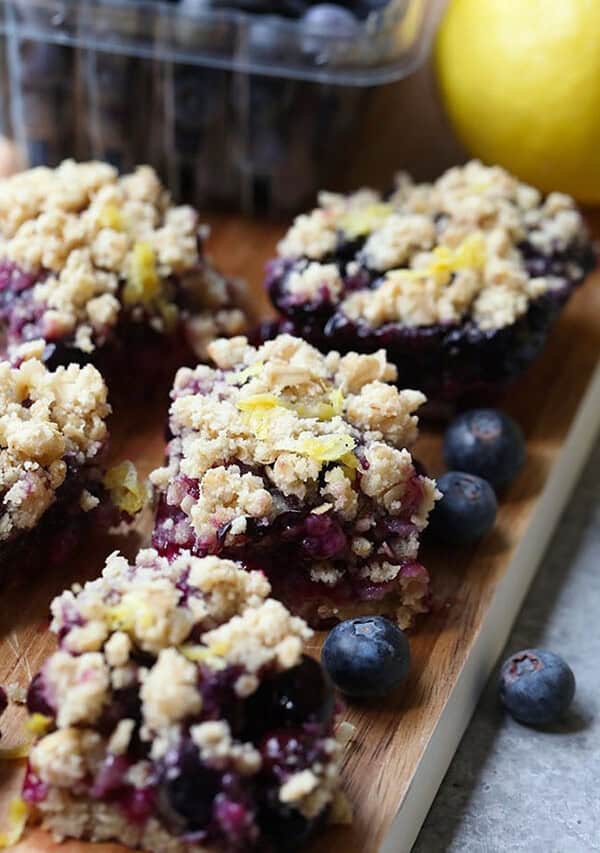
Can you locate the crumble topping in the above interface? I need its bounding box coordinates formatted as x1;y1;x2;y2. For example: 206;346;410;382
190;720;262;774
151;335;431;536
0;359;110;541
141;648;202;731
26;548;342;849
286;261;344;302
0;160;246;356
276;160;590;331
151;334;438;630
49;548;312;690
52;549;273;659
44;652;110;728
203;599;311;675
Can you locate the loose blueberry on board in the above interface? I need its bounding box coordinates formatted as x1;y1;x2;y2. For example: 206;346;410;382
321;616;410;698
499;649;576;726
428;471;497;545
444;409;526;489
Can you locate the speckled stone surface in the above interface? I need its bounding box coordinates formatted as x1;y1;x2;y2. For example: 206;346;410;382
414;437;600;853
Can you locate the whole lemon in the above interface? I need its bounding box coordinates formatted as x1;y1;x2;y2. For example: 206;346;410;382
435;0;600;203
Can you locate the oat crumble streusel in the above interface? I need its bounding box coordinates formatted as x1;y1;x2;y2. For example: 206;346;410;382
0;160;246;370
23;549;342;852
0;357;111;550
267;161;595;402
151;334;439;628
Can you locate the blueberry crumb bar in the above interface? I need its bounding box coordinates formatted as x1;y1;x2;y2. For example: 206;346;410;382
266;160;596;402
151;334;439;628
0;160;246;384
23;549;342;851
0;355;126;571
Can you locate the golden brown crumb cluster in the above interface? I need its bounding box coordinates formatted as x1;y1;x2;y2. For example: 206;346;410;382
277;160;588;331
150;334;437;542
0;160;245;355
0;358;110;540
28;550;342;850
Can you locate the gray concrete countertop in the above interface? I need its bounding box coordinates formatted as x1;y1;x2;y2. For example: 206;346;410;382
414;437;600;853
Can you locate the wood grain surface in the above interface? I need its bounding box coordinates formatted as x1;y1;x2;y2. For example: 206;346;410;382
1;214;599;853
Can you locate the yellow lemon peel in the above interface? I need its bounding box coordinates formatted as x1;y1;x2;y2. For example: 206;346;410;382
340;203;393;239
391;233;486;287
97;203;125;231
26;713;52;736
0;798;28;848
123;241;161;306
237;394;281;413
292;434;356;463
106;593;153;632
239;388;344;422
103;460;148;516
178;643;228;670
226;362;264;385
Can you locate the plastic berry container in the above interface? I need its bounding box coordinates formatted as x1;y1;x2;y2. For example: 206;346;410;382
0;0;438;216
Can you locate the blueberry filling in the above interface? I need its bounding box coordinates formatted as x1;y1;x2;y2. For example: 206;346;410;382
0;253;238;394
153;474;430;628
24;654;336;850
265;218;596;403
0;462;118;581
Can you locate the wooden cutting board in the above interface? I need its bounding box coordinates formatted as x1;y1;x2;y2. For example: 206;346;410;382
1;215;599;853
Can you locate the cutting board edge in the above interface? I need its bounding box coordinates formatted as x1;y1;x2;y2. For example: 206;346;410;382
381;360;600;853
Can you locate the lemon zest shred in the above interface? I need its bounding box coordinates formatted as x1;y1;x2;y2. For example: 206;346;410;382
292;434;356;463
293;400;335;420
106;602;135;632
26;713;51;736
123;241;161;306
103;460;148;516
339;203;393;239
178;643;228;670
236;394;282;413
106;592;155;633
391;233;486;287
329;387;345;416
226;362;264;386
97;203;125;231
239;388;344;423
0;798;28;848
339;451;359;470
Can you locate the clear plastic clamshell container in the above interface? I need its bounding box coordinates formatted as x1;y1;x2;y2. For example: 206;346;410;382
0;0;438;215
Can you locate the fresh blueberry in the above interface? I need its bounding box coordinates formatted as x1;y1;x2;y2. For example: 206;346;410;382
321;616;410;698
210;0;311;17
158;739;220;828
429;471;497;545
499;649;576;726
342;0;389;19
444;409;526;489
260;799;322;850
301;4;359;37
243;655;335;736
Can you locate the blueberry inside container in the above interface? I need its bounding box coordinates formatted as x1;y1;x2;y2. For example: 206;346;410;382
0;0;438;215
